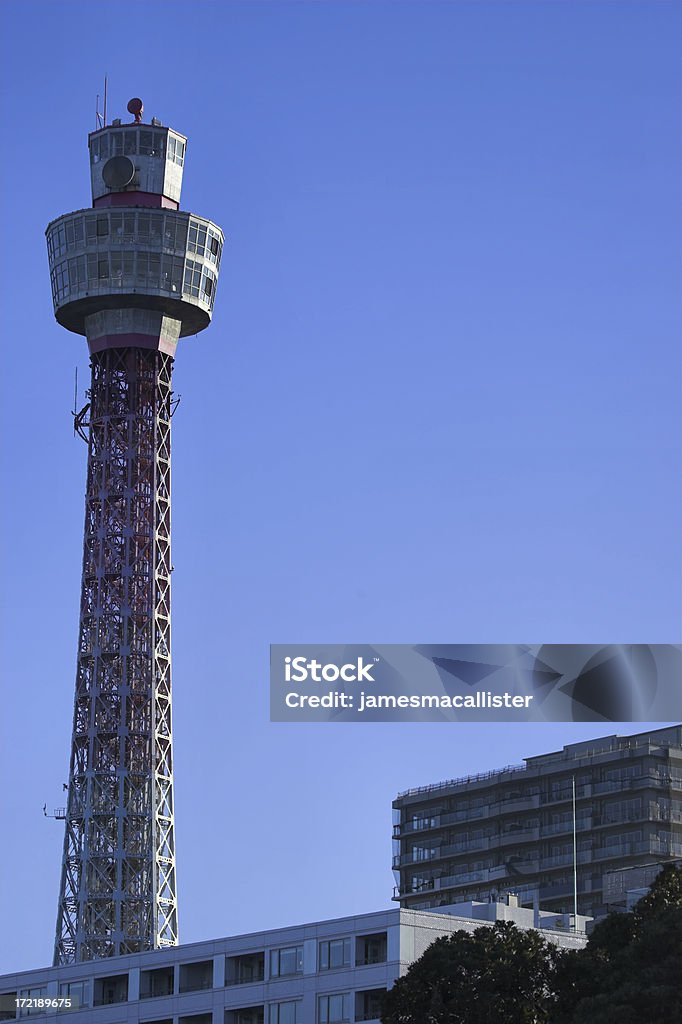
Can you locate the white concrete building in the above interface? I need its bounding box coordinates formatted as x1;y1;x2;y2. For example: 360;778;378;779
0;901;588;1023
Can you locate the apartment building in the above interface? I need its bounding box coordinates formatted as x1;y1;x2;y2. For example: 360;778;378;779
392;725;682;919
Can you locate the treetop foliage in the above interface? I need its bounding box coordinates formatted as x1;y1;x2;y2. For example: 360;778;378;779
381;863;682;1024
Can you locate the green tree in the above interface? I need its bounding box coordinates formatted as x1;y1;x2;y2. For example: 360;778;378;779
382;866;682;1024
553;863;682;1024
380;920;560;1024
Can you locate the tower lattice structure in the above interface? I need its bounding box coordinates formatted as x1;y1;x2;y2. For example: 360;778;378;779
46;98;223;964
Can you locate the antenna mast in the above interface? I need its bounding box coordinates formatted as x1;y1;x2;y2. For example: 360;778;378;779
95;75;108;129
572;775;578;931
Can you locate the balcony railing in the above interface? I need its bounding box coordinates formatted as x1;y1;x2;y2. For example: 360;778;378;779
225;972;265;986
489;795;541;815
393;837;491;867
393;806;488;836
541;819;592;836
397;763;526;799
178;979;212;993
595;839;682;861
495;827;540;847
541;850;592;870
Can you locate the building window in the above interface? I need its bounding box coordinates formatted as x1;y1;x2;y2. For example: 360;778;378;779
140;966;174;999
318;993;350;1024
164;216;188;251
50;222;67;257
269;945;303;978
411;813;438;830
178;959;213;993
168;136;185;166
68;255;87;291
184;258;203;298
188;220;222;266
226;1009;264;1024
18;987;47;1018
356;932;387;966
93;974;128;1006
319;937;350;971
84;217;98;244
268;1001;301;1024
51;261;69;303
226;952;265;985
90;133;109;163
355;988;387;1021
411;845;437;861
188;220;208;255
138;213;151;241
161;254;184;294
0;992;17;1023
202;267;216;303
58;980;89;1008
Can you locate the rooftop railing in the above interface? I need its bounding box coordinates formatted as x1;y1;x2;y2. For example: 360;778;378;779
397;763;526;799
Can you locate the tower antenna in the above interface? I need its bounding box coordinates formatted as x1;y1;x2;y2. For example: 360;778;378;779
572;775;578;931
95;75;108;129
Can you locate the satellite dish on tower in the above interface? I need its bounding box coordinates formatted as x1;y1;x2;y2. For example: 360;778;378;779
102;155;135;188
127;97;144;123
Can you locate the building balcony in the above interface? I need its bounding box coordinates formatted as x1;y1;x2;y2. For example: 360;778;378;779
225;952;265;988
539;882;576;901
595;839;682;861
591;776;670;797
395;861;539;899
494;827;540;847
393;837;491;867
541;819;593;837
540;851;592;870
489;795;541;815
393;807;489;837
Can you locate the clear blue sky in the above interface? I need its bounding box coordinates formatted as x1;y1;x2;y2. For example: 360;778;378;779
0;0;680;973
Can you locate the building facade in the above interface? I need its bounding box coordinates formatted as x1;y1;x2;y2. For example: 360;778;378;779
0;903;588;1024
392;725;682;919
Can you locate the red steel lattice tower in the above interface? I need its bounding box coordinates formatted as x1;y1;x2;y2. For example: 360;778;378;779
46;97;223;964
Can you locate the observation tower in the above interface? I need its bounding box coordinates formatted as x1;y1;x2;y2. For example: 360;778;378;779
46;98;223;964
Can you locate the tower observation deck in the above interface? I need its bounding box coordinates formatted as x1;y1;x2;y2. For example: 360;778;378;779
46;98;223;965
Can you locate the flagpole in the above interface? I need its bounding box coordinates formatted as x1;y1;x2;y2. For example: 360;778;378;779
572;775;578;931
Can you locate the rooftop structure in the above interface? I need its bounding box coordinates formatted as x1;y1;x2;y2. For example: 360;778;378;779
392;725;682;919
45;97;223;965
